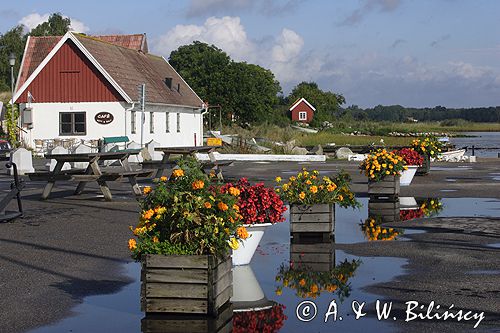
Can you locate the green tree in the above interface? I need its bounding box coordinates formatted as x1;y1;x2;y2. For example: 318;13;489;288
287;81;345;126
169;41;281;126
29;13;71;37
0;25;26;91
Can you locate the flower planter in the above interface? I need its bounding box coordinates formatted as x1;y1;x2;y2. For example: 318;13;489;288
368;175;400;200
368;199;401;223
232;223;272;266
290;204;335;242
231;265;274;311
400;166;418;186
141;254;232;316
290;239;335;272
416;154;430;176
141;304;234;333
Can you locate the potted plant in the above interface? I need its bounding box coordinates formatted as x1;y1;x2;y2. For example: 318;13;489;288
411;136;443;175
222;178;287;266
396;148;424;186
128;157;248;316
276;168;359;240
359;149;407;199
361;218;401;241
274;259;361;300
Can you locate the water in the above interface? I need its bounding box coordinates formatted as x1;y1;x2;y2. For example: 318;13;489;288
450;132;500;157
29;197;500;333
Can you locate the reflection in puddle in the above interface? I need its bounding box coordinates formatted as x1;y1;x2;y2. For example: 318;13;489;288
29;197;500;332
467;270;500;275
440;189;458;192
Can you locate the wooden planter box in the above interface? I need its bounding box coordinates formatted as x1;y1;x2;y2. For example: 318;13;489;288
368;175;400;200
290;204;334;241
368;200;401;223
141;303;233;333
141;254;232;316
416;154;430;176
290;240;335;272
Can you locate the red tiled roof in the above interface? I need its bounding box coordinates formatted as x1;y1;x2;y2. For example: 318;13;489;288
92;34;148;53
16;36;62;90
15;33;202;108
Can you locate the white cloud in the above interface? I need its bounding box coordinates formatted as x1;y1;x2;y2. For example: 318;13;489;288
18;13;90;33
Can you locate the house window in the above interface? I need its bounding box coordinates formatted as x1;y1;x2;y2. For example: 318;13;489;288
131;111;136;134
176;113;180;132
59;112;86;135
298;112;307;121
150;112;154;133
165;112;170;133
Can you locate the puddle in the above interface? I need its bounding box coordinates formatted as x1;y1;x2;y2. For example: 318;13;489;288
440;189;458;192
29;197;500;332
445;178;457;182
492;177;500;181
431;167;472;171
467;270;500;275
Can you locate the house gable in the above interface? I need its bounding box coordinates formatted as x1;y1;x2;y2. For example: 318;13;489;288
15;39;124;104
289;98;315;123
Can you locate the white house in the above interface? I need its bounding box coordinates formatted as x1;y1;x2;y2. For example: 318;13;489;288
13;32;204;149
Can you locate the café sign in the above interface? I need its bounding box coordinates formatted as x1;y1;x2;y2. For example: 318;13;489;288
95;112;114;124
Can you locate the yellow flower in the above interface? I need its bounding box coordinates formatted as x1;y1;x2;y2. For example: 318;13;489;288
310;185;318;194
143;186;152;195
237;226;249;239
275;176;282;183
290;176;296;182
276;289;283;296
228;187;241;196
299;192;306;200
172;169;184;178
282;183;289;191
229;237;239;250
204;202;212;209
160;176;168;182
209;170;216;178
192;180;205;190
218;202;229;211
233;204;240;212
128;239;137;250
337;194;344;201
152;236;159;243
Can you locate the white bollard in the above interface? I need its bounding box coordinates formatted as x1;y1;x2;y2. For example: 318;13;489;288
10;148;35;175
47;146;71;171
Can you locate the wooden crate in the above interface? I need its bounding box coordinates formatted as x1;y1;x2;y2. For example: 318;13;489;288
368;200;401;223
368;175;400;200
290;204;335;240
416;154;430;176
141;254;232;316
290;240;335;272
141;303;233;333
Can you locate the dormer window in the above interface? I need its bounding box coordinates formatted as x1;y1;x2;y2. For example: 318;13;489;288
164;77;172;89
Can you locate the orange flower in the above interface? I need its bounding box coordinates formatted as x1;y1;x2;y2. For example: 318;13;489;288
142;209;154;220
311;284;319;293
237;226;249;239
326;284;338;292
327;183;337;192
299;192;306;200
299;278;306;286
218;202;228;211
172;169;184;178
309;185;318;194
204;202;212;209
192;180;205;190
337;194;344;201
228;187;241;196
160;176;168;182
143;186;152;194
233;204;240;212
152;236;159;243
128;239;137;250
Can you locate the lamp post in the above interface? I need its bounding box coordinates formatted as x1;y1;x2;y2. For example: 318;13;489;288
8;52;16;141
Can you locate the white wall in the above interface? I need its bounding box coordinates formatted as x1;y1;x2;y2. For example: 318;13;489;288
20;101;203;149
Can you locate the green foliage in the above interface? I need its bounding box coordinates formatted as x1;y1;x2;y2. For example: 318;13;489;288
29;13;71;37
0;25;26;91
169;41;281;126
4;103;19;146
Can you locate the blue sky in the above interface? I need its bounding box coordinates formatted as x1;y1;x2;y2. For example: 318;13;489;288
1;0;499;108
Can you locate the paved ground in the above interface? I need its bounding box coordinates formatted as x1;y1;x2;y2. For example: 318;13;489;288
0;158;499;332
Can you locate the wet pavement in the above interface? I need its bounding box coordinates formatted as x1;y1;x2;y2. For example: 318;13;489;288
0;159;499;332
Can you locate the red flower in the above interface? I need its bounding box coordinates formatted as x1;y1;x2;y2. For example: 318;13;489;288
233;303;287;333
396;148;424;166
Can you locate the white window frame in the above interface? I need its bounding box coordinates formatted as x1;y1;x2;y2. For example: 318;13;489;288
298;111;307;120
131;111;136;134
150;112;154;133
176;113;180;132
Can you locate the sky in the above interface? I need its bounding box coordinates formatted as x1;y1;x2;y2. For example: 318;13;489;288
1;0;499;108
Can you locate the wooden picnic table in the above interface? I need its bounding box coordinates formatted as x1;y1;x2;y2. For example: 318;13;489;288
34;151;152;201
150;146;215;178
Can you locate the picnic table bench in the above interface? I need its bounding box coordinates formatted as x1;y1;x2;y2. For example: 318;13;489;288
29;151;153;201
144;146;233;180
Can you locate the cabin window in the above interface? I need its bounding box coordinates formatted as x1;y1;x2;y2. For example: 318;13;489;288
176;113;181;132
165;112;170;133
298;111;307;120
150;112;154;133
131;111;136;134
59;112;86;135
